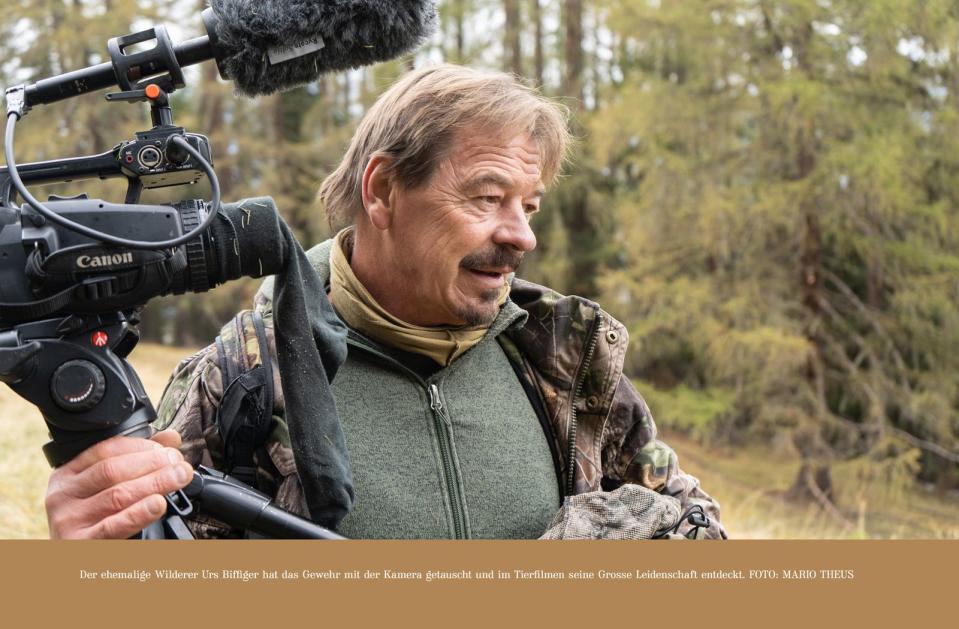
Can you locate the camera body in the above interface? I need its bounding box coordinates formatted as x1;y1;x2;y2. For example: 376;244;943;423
0;197;218;320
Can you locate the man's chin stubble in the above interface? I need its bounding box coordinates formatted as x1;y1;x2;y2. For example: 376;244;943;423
455;290;502;327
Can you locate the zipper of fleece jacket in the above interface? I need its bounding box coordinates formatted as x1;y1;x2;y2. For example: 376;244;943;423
427;383;467;539
566;311;603;496
345;332;469;539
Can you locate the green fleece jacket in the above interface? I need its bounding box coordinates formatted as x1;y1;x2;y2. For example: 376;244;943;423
333;299;559;539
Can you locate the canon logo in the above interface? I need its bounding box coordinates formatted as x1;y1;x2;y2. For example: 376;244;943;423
76;252;134;269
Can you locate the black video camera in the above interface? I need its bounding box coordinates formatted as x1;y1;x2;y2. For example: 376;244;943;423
0;76;232;467
0;19;343;539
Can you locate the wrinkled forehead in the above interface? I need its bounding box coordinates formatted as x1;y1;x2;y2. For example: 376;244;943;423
438;127;545;187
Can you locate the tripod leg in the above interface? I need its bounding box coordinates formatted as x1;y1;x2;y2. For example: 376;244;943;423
161;514;195;539
138;520;166;539
135;515;194;539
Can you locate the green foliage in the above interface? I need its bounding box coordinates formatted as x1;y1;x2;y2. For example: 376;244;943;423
637;379;736;440
591;0;959;487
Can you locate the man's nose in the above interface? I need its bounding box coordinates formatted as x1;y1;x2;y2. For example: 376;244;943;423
493;199;537;253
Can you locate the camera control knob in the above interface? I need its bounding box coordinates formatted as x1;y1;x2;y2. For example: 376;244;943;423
50;360;106;412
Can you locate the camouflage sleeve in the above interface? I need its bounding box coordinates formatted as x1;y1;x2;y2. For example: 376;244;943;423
153;345;243;538
603;376;728;539
154;345;222;462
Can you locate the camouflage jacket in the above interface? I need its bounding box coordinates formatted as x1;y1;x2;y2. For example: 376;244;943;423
156;277;727;540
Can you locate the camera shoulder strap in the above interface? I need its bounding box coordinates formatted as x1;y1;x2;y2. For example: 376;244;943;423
213;310;278;491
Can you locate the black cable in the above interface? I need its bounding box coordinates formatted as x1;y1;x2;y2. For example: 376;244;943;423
652;504;711;539
4;111;220;249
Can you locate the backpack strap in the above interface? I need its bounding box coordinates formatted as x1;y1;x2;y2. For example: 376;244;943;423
214;310;277;489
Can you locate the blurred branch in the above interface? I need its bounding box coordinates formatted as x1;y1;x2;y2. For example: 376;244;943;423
889;427;959;464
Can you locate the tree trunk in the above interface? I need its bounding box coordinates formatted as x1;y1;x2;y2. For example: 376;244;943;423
504;0;522;76
589;5;602;110
934;457;959;491
556;1;594;296
791;20;835;502
340;73;351;117
786;462;835;503
531;0;544;86
785;462;854;531
562;0;584;105
453;0;466;63
557;178;598;298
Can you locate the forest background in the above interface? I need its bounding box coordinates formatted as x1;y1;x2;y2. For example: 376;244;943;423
1;0;957;538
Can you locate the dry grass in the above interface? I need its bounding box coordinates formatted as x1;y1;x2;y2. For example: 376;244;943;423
666;430;959;539
1;344;957;539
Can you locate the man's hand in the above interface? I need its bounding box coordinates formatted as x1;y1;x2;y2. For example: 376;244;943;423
45;429;194;539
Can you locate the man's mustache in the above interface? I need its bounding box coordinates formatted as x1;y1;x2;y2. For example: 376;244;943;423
460;246;524;273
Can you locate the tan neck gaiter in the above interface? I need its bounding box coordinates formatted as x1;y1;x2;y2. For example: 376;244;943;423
328;228;508;367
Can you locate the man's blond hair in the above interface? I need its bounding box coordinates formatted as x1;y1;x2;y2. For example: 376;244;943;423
319;64;570;230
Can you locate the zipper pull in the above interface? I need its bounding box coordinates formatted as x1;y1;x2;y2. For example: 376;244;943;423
429;383;451;426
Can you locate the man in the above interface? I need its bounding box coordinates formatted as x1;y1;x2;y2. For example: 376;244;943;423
44;64;726;539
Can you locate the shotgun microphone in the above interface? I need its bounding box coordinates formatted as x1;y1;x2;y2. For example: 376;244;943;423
20;1;437;107
206;0;438;96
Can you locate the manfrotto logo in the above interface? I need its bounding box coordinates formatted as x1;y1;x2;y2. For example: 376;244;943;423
76;252;134;269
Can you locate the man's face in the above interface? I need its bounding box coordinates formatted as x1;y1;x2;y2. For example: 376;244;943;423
387;129;544;327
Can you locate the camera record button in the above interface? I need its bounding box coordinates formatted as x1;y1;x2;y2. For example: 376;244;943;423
50;360;106;412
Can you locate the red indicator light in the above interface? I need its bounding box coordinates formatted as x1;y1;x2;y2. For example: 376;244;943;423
91;331;109;348
145;84;161;100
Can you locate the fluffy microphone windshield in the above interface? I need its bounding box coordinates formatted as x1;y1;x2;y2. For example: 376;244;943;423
207;0;437;96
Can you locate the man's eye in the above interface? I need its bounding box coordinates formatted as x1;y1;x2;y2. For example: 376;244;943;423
524;204;539;214
478;196;501;205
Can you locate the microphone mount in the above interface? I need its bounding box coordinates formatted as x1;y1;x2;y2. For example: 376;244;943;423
13;9;224;111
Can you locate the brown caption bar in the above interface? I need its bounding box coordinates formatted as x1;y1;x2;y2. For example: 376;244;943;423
2;540;953;626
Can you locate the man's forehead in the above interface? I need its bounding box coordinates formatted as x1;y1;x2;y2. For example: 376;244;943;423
448;130;544;189
455;129;542;159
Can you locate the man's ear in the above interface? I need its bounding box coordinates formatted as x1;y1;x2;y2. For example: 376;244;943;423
361;154;394;230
